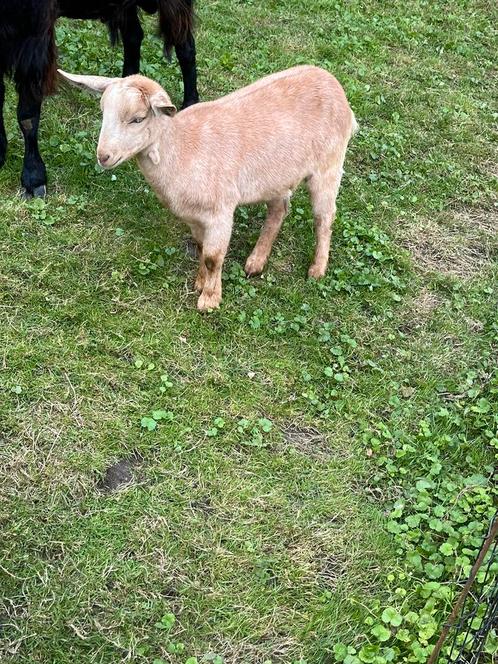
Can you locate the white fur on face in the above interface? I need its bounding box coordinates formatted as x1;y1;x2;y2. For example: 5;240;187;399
97;85;154;168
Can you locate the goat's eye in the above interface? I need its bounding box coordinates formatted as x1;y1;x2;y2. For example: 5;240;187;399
130;117;145;124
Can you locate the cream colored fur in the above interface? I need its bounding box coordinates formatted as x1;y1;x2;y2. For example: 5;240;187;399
58;66;357;311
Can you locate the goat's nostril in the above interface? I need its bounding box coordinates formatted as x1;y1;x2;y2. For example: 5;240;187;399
98;152;111;165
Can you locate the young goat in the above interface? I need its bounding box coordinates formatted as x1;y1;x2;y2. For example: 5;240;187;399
59;66;357;311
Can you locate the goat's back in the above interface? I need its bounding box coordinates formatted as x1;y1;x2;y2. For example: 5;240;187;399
175;66;355;205
179;65;353;140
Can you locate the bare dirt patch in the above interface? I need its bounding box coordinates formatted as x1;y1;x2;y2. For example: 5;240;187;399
400;209;497;279
97;454;141;493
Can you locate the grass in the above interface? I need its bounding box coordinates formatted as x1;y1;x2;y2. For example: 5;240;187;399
0;1;496;662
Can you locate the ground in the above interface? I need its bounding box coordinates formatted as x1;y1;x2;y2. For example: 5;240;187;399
0;1;496;663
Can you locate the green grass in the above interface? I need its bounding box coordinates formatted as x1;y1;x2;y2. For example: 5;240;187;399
0;1;497;663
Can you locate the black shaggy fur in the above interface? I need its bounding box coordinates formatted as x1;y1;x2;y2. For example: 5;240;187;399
0;0;58;96
0;0;198;196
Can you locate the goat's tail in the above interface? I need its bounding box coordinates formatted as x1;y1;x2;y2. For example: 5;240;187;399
43;18;57;96
351;112;359;137
157;0;195;56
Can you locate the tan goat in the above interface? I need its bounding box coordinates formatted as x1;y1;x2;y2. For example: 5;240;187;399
59;66;357;311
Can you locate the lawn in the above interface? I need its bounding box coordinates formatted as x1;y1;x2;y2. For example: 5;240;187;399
0;1;496;663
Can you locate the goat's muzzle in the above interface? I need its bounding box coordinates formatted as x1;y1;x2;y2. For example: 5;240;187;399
97;150;112;167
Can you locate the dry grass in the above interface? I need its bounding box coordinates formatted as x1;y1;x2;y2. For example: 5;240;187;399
207;635;298;664
401;287;444;333
401;209;497;279
281;424;331;460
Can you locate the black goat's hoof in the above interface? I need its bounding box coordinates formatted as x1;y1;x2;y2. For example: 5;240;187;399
33;184;47;198
21;184;47;200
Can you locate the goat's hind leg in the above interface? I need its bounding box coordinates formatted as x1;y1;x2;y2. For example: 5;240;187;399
175;34;199;109
245;195;289;277
307;165;344;279
120;7;144;76
16;85;46;198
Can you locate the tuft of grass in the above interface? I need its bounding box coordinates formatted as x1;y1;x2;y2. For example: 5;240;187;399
0;1;496;663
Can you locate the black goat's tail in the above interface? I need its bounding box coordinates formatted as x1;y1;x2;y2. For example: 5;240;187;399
158;0;195;55
42;19;57;96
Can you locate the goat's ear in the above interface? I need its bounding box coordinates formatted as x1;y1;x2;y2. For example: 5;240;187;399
57;69;119;95
149;90;177;117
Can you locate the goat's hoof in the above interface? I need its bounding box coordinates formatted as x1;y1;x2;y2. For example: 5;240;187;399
33;185;47;198
244;257;265;278
21;184;47;200
308;264;327;280
197;293;221;312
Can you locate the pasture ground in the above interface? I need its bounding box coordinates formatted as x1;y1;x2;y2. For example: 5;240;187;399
0;1;496;663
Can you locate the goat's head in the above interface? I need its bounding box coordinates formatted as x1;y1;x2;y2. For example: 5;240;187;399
58;70;176;168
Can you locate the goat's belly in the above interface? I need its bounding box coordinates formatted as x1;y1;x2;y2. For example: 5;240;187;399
239;189;290;206
238;171;306;205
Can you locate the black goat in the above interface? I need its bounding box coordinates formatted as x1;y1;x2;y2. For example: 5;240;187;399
0;0;198;197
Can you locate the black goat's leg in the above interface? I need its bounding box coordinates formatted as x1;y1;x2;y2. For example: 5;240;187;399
17;86;46;198
175;33;199;109
0;77;7;168
120;8;144;76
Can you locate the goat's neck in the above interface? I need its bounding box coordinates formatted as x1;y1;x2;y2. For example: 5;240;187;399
136;118;178;195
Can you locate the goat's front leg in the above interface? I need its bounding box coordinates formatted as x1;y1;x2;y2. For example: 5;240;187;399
197;216;233;312
0;77;7;168
189;226;206;292
17;85;46;198
120;8;144;76
175;33;199;109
